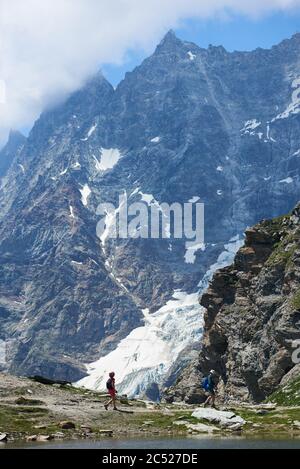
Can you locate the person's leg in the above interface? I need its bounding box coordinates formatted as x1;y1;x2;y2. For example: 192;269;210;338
211;393;216;408
112;394;117;410
204;394;211;407
104;397;113;409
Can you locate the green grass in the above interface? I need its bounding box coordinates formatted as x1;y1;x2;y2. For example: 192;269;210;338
15;397;45;406
290;291;300;311
0;405;50;433
267;377;300;406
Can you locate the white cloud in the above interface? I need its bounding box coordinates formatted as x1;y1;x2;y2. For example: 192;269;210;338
0;0;299;143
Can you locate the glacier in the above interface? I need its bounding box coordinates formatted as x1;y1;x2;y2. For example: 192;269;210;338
76;236;244;397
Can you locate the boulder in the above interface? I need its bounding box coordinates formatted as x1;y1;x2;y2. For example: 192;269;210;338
59;421;76;429
192;408;245;427
0;433;8;442
37;435;53;442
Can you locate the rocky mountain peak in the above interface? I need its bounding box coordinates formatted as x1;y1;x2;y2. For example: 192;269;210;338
155;29;184;52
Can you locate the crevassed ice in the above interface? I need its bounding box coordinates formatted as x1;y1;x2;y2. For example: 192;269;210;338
76;235;244;397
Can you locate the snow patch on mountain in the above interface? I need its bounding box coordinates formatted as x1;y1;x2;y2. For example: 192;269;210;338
240;119;261;134
76;236;244;397
150;136;160;143
81;123;97;141
80;184;91;206
279;177;293;184
184;242;206;264
271;77;300;121
69;205;75;219
97;148;121;171
188;196;200;203
18;164;25;174
187;51;196;61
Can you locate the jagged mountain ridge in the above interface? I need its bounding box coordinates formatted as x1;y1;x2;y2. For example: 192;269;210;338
0;31;300;388
0;130;26;179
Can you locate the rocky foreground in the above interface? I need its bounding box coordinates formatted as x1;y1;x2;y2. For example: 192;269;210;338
0;372;300;445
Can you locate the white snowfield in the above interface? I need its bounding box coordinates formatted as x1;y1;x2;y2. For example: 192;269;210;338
76;236;243;397
97;148;121;171
79;184;91;206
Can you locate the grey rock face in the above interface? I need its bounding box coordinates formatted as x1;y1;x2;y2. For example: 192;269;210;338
170;204;300;403
0;32;300;382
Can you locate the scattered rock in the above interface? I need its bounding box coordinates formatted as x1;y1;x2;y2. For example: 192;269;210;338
59;421;76;429
37;435;53;442
52;432;65;439
98;430;113;436
186;423;219;434
15;396;44;406
255;409;269;415
80;425;92;433
26;435;37;442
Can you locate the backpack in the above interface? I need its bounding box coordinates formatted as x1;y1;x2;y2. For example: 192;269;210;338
106;378;113;390
202;376;210;391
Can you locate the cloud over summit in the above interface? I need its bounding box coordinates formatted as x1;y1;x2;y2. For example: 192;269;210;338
0;0;300;143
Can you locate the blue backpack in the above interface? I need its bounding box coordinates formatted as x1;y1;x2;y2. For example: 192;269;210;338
202;376;210;391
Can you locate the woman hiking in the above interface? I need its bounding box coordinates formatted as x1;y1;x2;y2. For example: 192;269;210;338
104;372;118;410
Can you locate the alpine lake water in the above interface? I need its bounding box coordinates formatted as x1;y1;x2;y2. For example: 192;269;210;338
2;435;300;449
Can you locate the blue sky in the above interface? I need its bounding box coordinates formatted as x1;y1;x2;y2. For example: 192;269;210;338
102;11;300;88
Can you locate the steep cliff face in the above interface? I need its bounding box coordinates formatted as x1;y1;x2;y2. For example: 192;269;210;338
167;204;300;403
1;32;300;390
0;130;26;179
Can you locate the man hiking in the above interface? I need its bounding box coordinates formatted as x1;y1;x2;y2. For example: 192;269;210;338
202;369;217;408
104;371;118;411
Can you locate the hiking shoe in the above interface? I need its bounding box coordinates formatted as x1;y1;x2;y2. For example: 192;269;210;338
104;404;108;410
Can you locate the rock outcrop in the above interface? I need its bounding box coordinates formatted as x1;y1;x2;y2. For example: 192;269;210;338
167;204;300;402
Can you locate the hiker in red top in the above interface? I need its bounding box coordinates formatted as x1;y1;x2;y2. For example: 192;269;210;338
104;372;118;410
